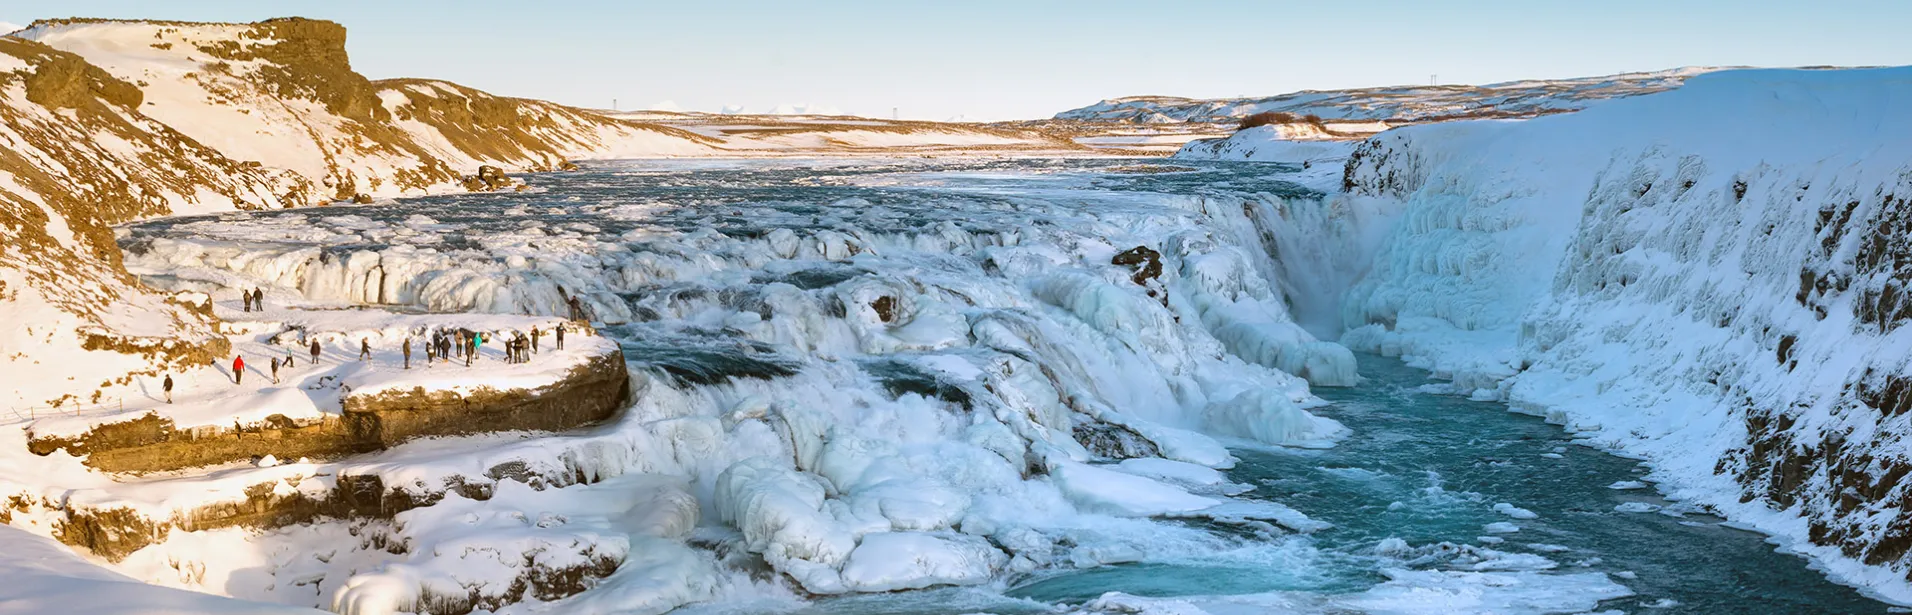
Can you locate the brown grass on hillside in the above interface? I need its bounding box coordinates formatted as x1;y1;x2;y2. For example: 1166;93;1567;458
1237;111;1326;131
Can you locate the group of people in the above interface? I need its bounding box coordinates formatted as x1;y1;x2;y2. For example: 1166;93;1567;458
405;323;568;368
198;322;573;394
503;329;535;364
239;288;266;312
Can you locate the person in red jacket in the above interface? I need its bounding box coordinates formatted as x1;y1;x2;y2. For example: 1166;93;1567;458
233;355;245;385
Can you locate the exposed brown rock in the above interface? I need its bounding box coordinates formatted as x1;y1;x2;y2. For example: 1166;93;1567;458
27;349;631;473
1072;419;1160;460
343;349;630;449
1111;245;1163;286
53;506;168;562
21;48;142;110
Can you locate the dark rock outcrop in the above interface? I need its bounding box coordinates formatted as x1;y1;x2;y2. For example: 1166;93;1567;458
462;164;512;192
1111;245;1163;286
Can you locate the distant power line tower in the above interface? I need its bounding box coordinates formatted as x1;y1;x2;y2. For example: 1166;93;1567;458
1429;74;1437;85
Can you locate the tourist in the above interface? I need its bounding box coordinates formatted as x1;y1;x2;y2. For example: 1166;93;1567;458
233;355;245;385
162;374;173;404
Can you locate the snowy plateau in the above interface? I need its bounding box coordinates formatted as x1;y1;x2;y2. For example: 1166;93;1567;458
0;15;1908;615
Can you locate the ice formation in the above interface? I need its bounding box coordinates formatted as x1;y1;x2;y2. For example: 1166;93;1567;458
32;159;1368;612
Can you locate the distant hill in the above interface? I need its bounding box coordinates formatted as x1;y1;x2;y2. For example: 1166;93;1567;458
1055;67;1726;125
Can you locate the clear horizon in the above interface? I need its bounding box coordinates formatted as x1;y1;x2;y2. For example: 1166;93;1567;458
2;0;1908;121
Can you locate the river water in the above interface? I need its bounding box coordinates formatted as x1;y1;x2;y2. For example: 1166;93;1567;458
1003;355;1893;615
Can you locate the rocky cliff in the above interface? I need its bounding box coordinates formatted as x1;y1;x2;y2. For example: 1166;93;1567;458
1332;67;1912;600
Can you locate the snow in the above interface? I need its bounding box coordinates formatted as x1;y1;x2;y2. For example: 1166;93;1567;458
0;526;322;614
1330;66;1912;602
18;306;615;440
16;20;717;209
1177;126;1356;163
837;532;1005;592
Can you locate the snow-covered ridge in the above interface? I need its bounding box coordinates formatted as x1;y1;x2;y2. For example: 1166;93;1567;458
15;17;719;205
1171;126;1358;190
1329;66;1912;601
1058;67;1724;125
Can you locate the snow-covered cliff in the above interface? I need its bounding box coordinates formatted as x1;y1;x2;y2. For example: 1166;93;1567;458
1332;67;1912;600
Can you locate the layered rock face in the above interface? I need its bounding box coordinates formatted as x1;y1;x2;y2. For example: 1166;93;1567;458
27;347;630;473
340;348;631;449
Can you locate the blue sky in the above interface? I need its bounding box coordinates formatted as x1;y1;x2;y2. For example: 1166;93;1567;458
3;0;1908;120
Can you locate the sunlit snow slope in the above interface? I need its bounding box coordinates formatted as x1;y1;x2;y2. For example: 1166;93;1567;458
1330;67;1912;601
16;18;718;204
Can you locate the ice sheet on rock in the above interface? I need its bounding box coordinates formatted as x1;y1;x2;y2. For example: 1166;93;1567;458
1049;460;1220;517
1177;500;1332;533
838;532;1007;592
